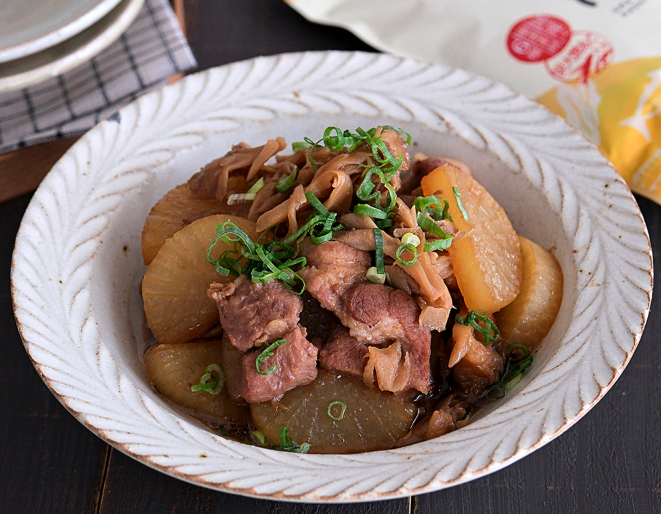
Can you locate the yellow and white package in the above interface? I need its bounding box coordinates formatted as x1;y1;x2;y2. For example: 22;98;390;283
288;0;661;203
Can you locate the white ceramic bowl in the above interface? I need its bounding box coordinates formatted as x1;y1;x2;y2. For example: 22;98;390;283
12;51;653;502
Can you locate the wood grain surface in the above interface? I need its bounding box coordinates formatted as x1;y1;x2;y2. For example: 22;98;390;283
2;0;661;512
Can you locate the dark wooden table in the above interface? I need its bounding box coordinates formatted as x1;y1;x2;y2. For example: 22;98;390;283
3;1;661;512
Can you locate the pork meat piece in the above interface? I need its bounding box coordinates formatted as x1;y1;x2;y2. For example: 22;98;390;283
298;241;371;312
238;326;318;403
208;275;302;352
345;284;432;394
318;326;369;380
299;241;432;394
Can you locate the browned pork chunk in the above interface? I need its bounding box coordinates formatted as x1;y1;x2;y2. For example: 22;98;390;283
349;285;432;394
299;241;371;312
318;326;369;380
237;327;318;403
302;241;433;395
208;275;302;352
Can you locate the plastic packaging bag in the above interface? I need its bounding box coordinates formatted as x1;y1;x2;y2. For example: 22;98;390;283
288;0;661;203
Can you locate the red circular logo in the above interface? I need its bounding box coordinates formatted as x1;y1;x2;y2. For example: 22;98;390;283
507;15;571;63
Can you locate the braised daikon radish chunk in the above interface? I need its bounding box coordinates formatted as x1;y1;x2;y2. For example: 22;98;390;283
421;162;522;314
250;371;416;454
145;339;250;428
142;178;252;265
142;184;221;265
142;214;258;345
495;236;563;351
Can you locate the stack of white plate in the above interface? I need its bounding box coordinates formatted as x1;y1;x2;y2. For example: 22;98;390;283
0;0;144;93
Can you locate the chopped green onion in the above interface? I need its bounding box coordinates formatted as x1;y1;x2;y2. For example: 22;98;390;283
219;425;229;437
355;169;379;203
455;310;500;346
278;191;343;245
414;196;452;221
255;339;286;375
326;400;347;421
453;186;469;220
310;215;339;244
275;167;298;193
401;233;421;247
292;141;310;152
396;243;418;266
207;222;255;276
281;211;342;248
190;364;224;395
424;238;453;252
373;229;385;275
366;266;386;284
227;193;257;205
207;222;308;294
247;177;265;195
353;203;389;219
304;190;330;217
322;126;346;152
279;426;311;453
247;430;270;448
417;212;453;240
304;137;322;173
375;218;393;229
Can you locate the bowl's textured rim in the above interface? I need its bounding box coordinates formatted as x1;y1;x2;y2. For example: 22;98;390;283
11;51;653;502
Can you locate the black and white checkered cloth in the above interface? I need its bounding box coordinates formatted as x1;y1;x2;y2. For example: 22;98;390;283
0;0;197;153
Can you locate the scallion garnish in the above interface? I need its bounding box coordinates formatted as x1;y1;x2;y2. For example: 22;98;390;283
414;196;452;222
482;344;533;400
247;177;265;195
219;425;229;437
292;141;311;152
279;426;311;453
396;242;418;266
275;167;298;193
322;126;347;152
416;212;452;239
207;222;307;293
304;137;322;172
227;193;257;205
326;400;347;421
417;212;453;251
190;364;225;395
401;233;420;247
304;190;330;217
275;191;342;245
247;430;270;448
302;126;408;222
255;339;286;375
366;266;386;284
373;228;385;275
453;186;469;220
455;310;500;346
423;238;453;252
353;203;390;219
